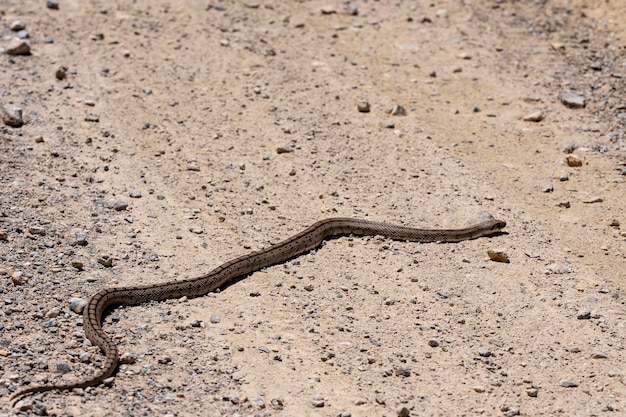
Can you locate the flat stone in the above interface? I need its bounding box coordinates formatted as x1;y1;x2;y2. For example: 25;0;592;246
560;92;585;109
560;378;578;388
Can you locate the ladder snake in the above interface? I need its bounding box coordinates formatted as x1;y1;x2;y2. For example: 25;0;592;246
11;216;506;404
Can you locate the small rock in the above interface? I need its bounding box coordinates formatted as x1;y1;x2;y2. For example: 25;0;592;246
210;315;221;323
560;92;585;109
4;38;31;56
523;111;544;122
71;260;84;270
250;290;261;297
560;378;578;388
428;69;437;77
347;5;358;15
321;6;336;14
582;196;603;204
187;161;200;171
478;346;491;357
46;307;61;318
355;398;367;405
189;226;203;234
559;172;569;181
113;201;128;211
607;219;619;227
10;21;26;31
129;189;142;198
57;362;71;374
542;185;553;193
487;249;510;263
577;310;591;320
558;201;570;208
472;386;486;393
2;104;24;127
357;101;370;113
389;104;407;116
190;319;203;327
79;352;92;362
103;376;115;386
311;394;325;407
47;0;60;10
11;271;24;286
120;352;137;364
97;255;114;267
591;352;608;359
276;144;293;154
565;154;582;167
84;114;99;122
395;366;411;377
55;66;68;80
75;231;88;246
505;408;521;417
526;387;539;397
69;298;87;314
16;399;33;411
397;407;410;417
427;338;439;347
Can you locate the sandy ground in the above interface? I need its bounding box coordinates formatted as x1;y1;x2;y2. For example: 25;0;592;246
1;0;625;416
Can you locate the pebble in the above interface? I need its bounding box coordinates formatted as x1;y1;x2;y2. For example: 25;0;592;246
339;412;352;417
565;154;582;167
69;298;87;314
2;104;24;127
71;260;84;270
542;185;553;193
560;92;585;108
189;226;203;234
120;352;137;364
559;172;569;181
75;231;88;246
250;290;261;297
57;362;71;374
395;366;411;377
210;315;221;323
10;21;26;31
577;310;591;319
397;407;410;417
427;338;439;347
428;69;437;77
12;271;25;286
321;6;337;14
478;346;492;357
355;398;367;405
46;307;61;318
276;144;293;154
582;196;602;204
311;394;325;407
357;101;370;113
560;378;578;388
526;387;539;397
487;249;510;263
389;104;406;116
4;38;31;56
84;114;99;122
523;111;543;122
591;352;608;359
129;189;142;198
347;5;358;15
16;399;33;412
187;161;200;171
47;0;60;10
113;201;128;211
472;386;486;393
53;65;69;80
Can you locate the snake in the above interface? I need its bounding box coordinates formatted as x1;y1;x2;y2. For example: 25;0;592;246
11;216;506;404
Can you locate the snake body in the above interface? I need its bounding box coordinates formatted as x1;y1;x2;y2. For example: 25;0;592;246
11;217;505;403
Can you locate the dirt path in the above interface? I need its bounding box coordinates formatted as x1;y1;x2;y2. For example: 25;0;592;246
1;0;625;416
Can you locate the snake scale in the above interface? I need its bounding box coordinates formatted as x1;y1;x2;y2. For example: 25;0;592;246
11;216;506;404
